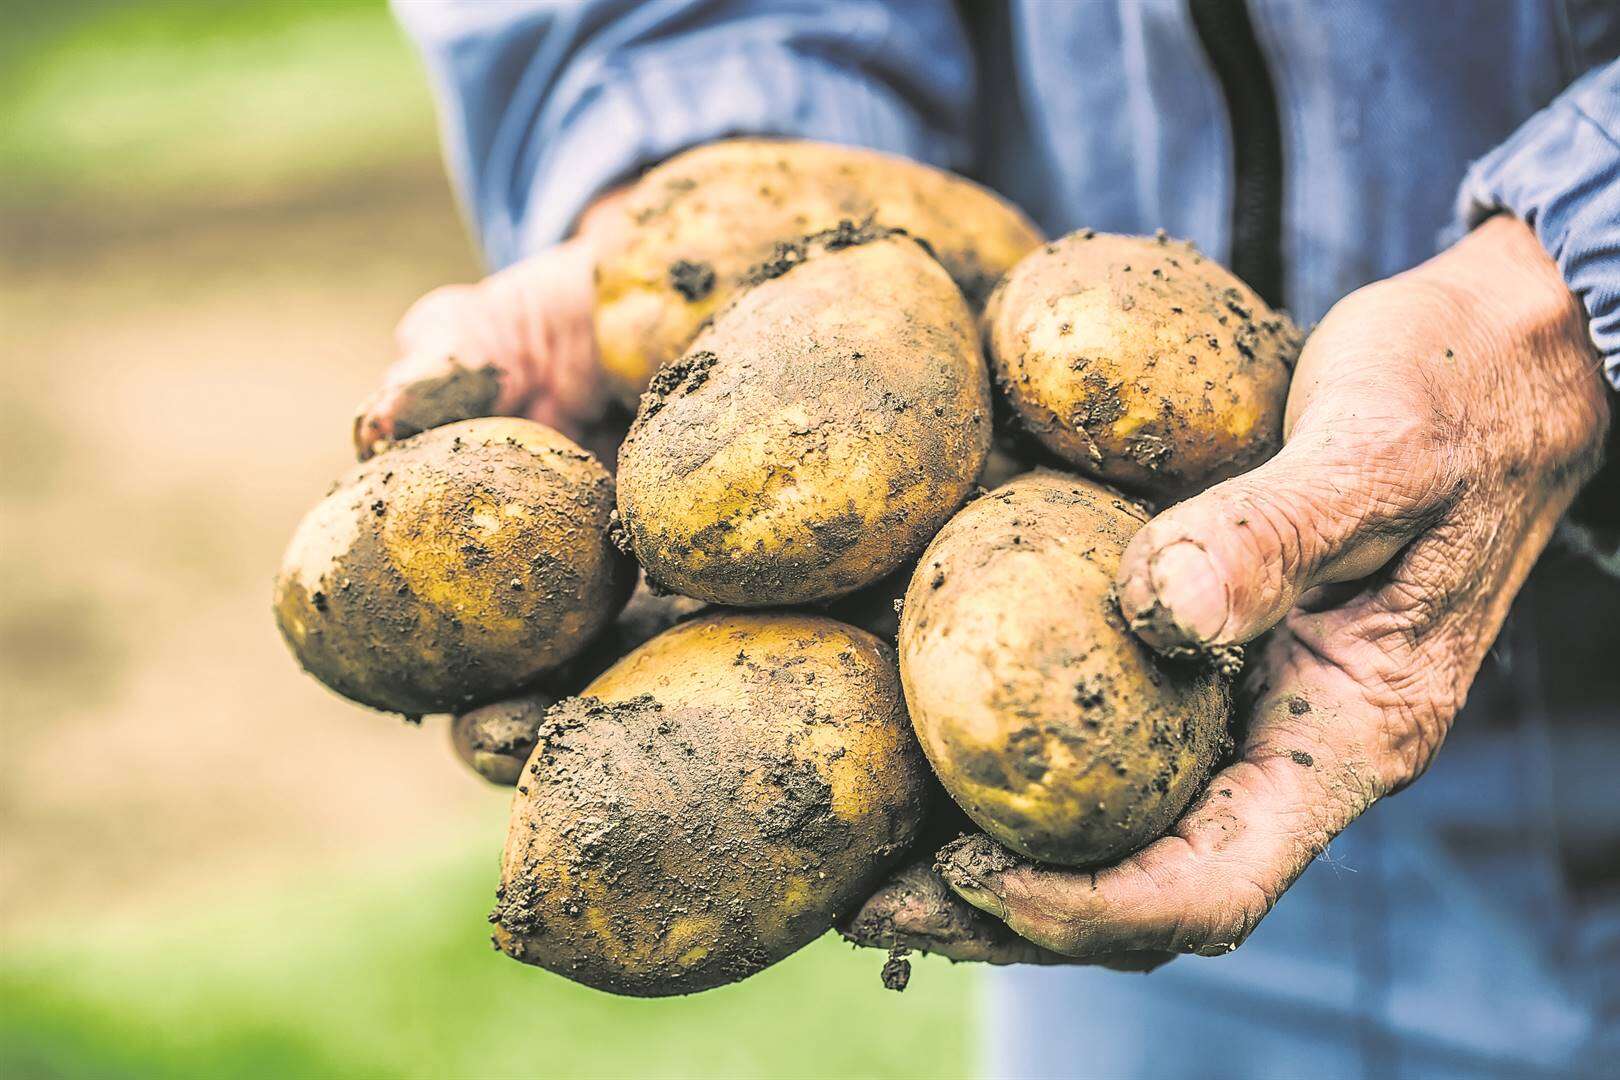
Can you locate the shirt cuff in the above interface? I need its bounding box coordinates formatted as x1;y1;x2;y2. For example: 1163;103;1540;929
509;48;971;267
1454;61;1620;392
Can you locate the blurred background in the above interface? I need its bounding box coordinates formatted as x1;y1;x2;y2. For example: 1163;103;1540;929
0;2;977;1075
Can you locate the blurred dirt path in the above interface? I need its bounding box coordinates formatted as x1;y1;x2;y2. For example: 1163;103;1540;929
0;168;513;932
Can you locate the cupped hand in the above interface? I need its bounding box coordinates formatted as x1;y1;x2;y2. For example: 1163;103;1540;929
867;214;1610;964
353;194;629;460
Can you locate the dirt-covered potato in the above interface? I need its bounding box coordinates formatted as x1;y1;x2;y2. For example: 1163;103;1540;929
616;224;991;606
985;231;1301;501
491;612;930;996
594;138;1043;405
274;418;634;715
451;694;554;785
898;471;1232;866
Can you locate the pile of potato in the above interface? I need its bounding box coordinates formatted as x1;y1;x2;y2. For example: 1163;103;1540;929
275;140;1301;996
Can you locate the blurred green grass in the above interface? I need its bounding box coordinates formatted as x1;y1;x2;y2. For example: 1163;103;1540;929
1;834;975;1080
1;3;980;1076
1;0;437;209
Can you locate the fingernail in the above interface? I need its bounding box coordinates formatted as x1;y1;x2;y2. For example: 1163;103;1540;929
1194;941;1239;957
1148;540;1230;643
945;876;1008;921
936;855;1009;919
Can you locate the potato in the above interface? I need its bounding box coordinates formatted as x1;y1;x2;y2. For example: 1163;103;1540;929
274;418;634;715
595;138;1043;405
451;694;553;785
491;612;930;996
898;471;1232;866
616;224;991;606
985;231;1301;501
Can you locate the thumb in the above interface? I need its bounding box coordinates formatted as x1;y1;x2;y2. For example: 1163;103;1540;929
1115;414;1448;651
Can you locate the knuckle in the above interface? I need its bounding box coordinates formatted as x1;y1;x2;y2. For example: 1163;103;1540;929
1194;478;1314;601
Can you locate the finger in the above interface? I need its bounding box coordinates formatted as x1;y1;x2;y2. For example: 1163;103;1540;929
839;859;1174;969
839;859;1071;965
505;270;605;436
936;648;1402;959
354;353;511;458
1116;403;1452;653
356;279;534;459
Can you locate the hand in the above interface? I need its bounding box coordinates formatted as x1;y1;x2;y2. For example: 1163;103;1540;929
876;214;1610;963
353;193;629;460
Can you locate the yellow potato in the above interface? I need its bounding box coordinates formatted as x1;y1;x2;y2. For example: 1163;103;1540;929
616;225;991;606
985;231;1301;501
492;612;930;996
595;138;1043;405
899;471;1232;865
274;418;633;715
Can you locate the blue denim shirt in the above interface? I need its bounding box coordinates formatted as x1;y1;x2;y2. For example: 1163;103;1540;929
394;0;1620;390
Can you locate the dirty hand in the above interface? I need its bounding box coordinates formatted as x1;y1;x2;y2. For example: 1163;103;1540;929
353;193;627;460
865;214;1610;966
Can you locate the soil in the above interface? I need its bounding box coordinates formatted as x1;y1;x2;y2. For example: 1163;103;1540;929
387;361;503;440
666;259;716;302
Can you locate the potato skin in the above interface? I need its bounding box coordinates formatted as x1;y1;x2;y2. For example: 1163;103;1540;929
274;418;634;715
986;231;1301;501
595;138;1043;405
492;612;930;997
451;694;554;785
898;471;1232;866
616;226;991;606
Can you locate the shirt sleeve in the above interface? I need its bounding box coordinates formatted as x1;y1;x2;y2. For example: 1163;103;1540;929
1456;59;1620;392
392;0;976;269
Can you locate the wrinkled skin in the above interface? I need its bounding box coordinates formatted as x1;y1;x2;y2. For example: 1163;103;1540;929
839;854;1170;973
852;215;1610;968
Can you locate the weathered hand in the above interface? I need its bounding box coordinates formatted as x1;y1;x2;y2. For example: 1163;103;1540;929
353;193;628;460
872;214;1610;964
